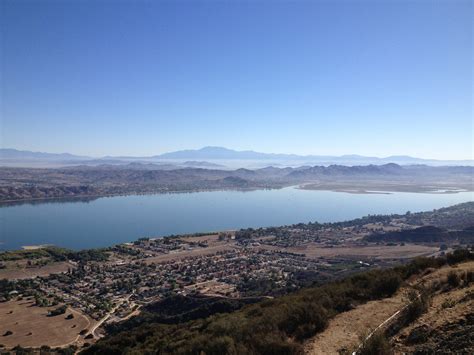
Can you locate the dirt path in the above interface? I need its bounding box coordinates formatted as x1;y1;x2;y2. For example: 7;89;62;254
88;292;134;338
303;291;406;354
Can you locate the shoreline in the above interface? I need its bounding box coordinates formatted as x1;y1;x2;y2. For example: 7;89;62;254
0;186;286;207
2;200;473;253
297;184;472;195
1;184;472;207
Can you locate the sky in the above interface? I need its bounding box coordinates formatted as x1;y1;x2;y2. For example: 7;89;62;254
1;0;472;159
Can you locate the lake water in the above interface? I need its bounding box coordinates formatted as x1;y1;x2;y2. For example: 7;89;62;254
1;187;472;251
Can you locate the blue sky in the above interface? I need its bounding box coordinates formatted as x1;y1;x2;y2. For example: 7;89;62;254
1;0;472;159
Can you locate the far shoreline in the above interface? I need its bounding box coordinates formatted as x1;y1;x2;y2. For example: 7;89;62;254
1;184;472;207
297;184;472;195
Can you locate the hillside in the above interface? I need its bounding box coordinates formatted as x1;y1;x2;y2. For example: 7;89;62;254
81;250;473;354
304;260;474;354
0;164;472;203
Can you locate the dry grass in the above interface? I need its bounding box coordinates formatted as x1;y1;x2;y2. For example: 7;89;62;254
304;290;405;354
0;298;91;348
287;243;438;260
0;261;73;280
177;234;222;243
143;243;237;264
304;261;474;355
393;262;474;354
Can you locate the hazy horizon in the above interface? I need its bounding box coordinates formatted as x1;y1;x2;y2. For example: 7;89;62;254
2;145;474;162
2;0;472;160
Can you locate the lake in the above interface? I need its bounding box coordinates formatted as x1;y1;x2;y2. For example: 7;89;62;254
1;187;472;250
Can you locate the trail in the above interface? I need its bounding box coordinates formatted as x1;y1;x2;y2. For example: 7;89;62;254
304;291;405;354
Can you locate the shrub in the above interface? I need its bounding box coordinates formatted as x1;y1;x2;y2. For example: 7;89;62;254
358;331;393;355
405;325;430;345
447;271;461;288
201;336;237;355
441;298;456;309
447;249;473;265
373;272;402;298
404;288;430;324
48;305;67;317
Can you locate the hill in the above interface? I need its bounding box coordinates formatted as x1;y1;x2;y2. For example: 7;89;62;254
154;147;474;166
305;260;474;354
81;250;473;354
0;164;472;203
0;148;88;161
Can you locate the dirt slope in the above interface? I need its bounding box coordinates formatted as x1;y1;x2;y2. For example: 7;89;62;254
304;290;405;354
393;266;474;354
304;261;474;355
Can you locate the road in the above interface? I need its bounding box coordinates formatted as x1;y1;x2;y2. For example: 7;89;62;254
88;292;134;338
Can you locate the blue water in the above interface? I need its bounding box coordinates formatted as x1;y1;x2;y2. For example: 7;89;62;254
1;187;472;250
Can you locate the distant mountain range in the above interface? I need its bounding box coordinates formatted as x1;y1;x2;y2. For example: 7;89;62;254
1;162;472;203
0;148;89;160
155;146;472;165
1;147;472;167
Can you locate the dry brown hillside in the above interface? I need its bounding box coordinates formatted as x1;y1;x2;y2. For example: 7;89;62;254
304;261;474;355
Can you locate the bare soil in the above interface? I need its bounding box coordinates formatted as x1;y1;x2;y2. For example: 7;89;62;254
394;263;474;354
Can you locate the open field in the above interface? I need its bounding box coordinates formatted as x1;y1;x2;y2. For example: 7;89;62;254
284;243;439;260
0;261;73;280
0;298;92;348
177;233;223;243
143;243;237;264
